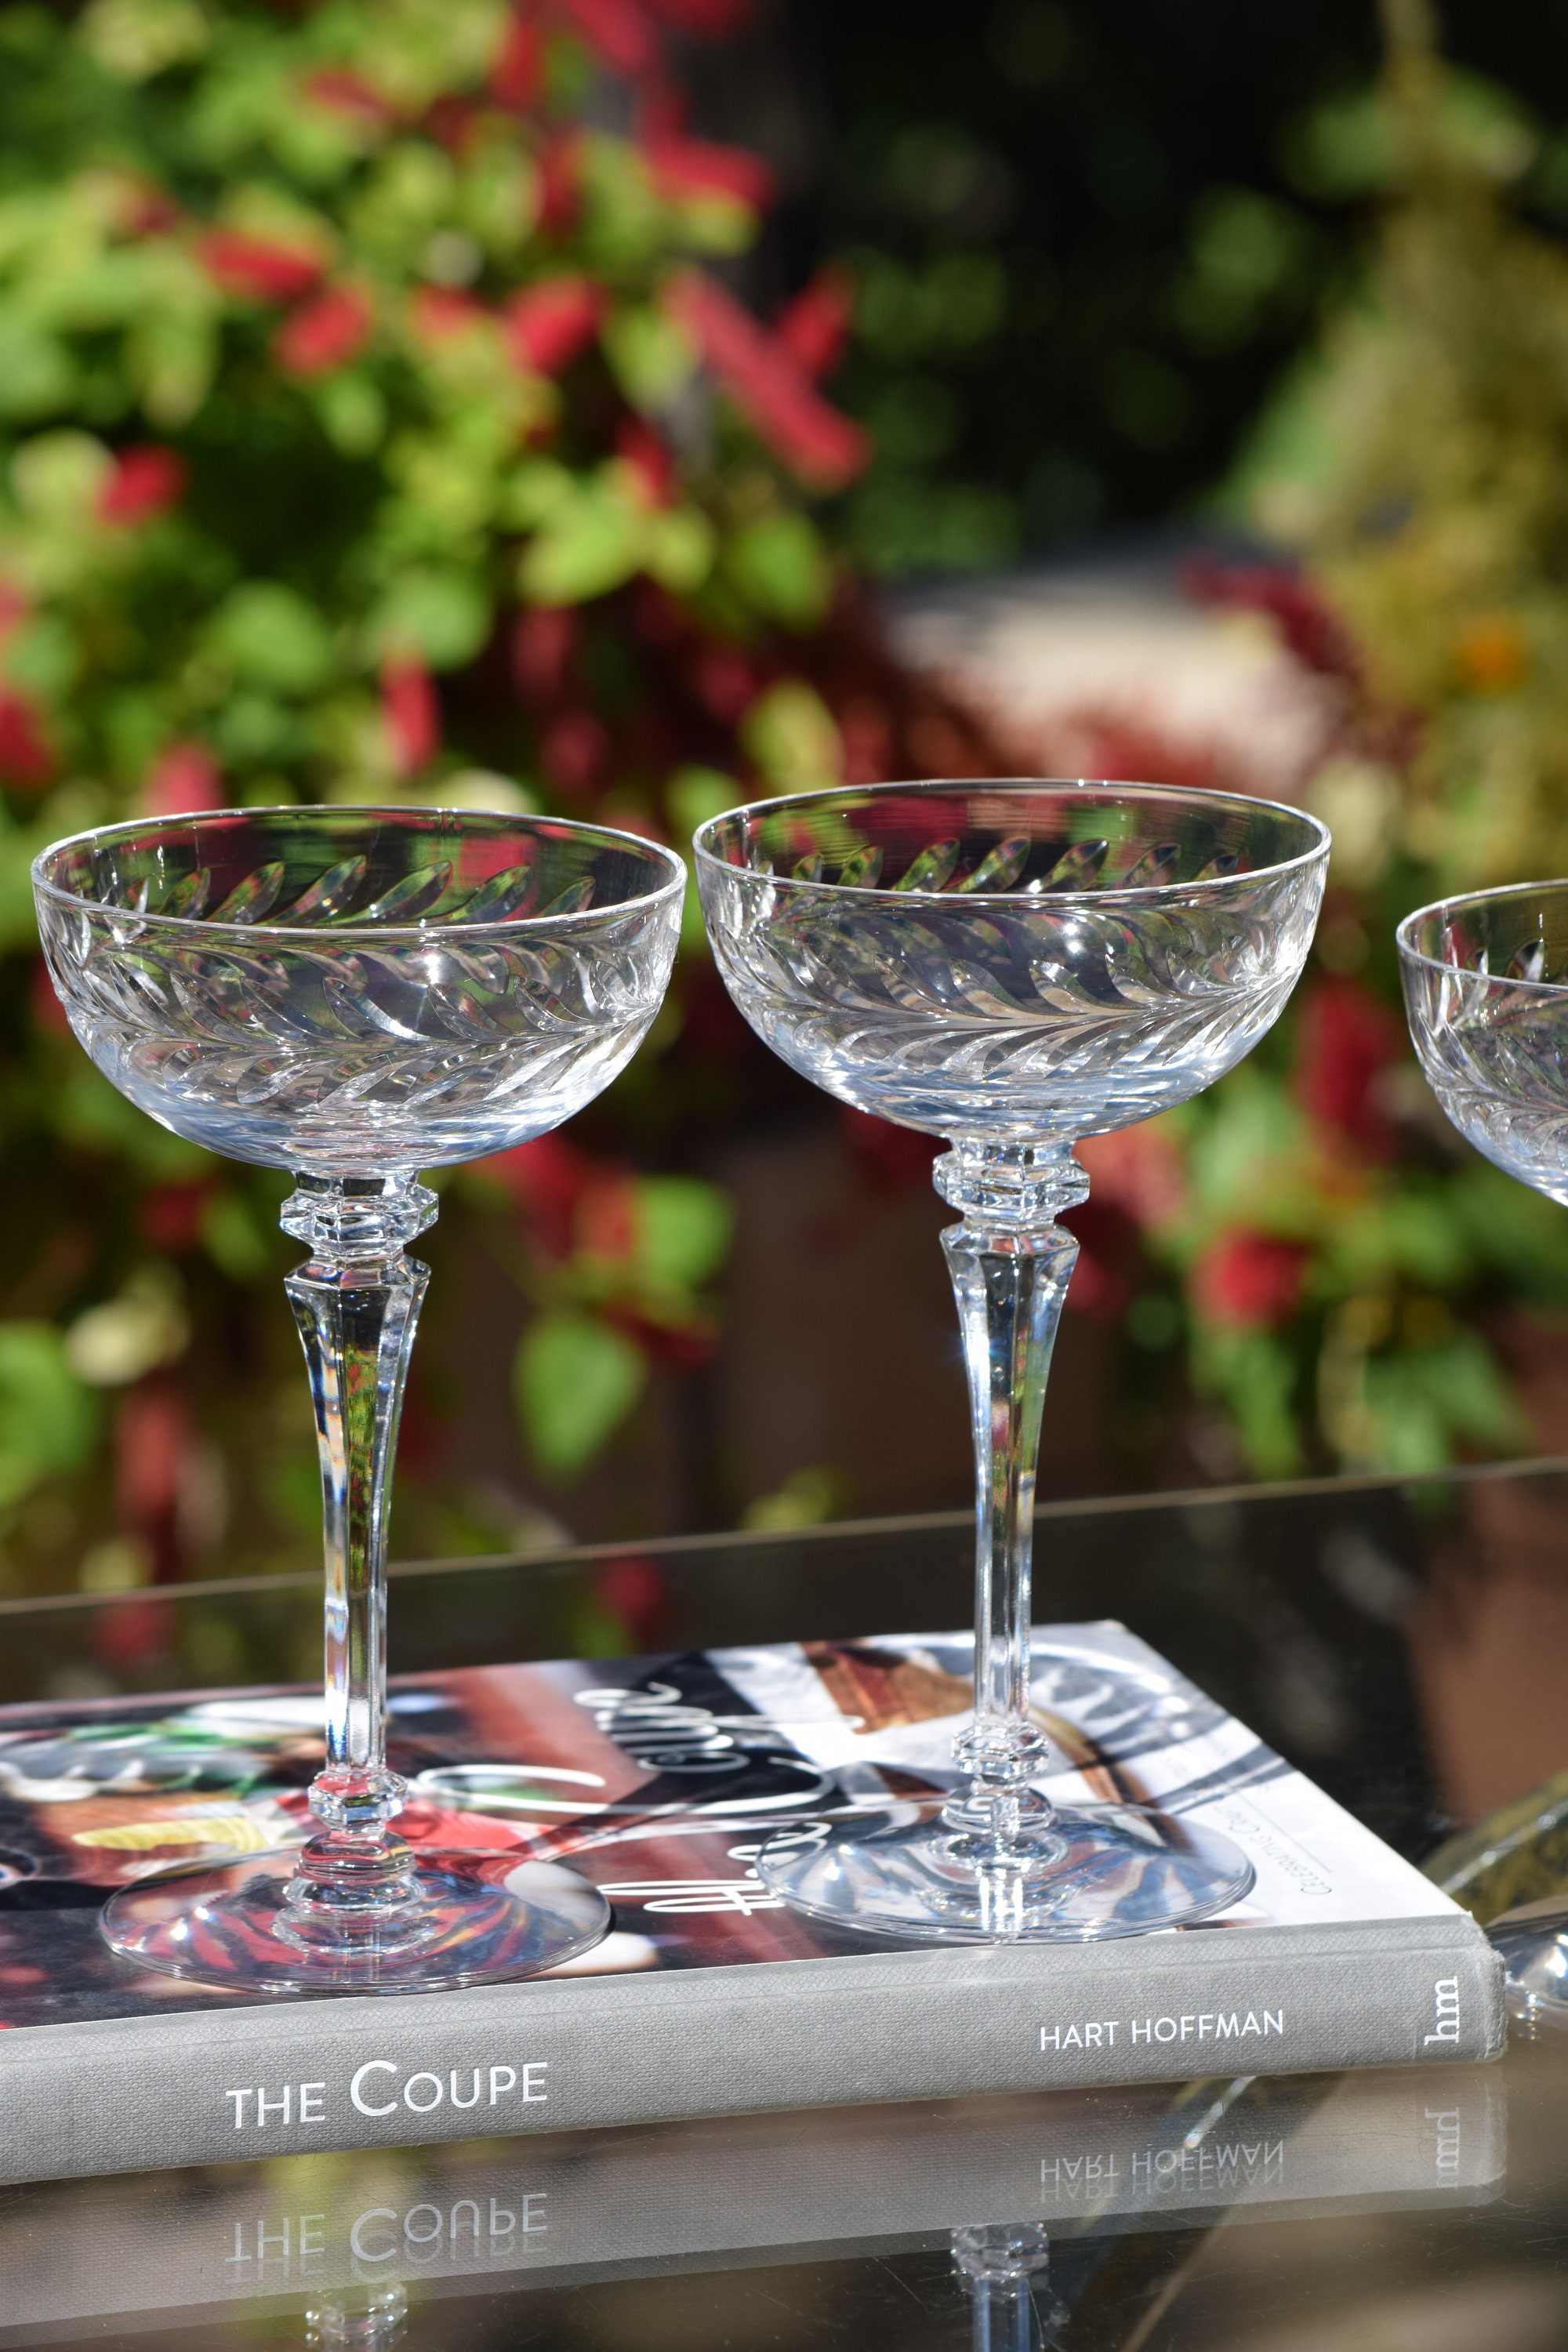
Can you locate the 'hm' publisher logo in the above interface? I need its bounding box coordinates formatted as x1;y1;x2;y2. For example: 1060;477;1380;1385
1424;1976;1461;2047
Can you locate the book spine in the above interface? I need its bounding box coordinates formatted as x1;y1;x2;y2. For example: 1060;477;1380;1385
0;1933;1504;2184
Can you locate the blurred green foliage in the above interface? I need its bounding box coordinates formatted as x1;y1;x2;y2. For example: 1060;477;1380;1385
1082;4;1568;1486
0;0;877;1598
804;0;1568;573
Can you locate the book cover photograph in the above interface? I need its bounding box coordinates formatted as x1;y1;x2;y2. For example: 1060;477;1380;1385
0;1620;1504;2181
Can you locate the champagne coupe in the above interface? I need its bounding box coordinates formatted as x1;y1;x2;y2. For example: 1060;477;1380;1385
696;780;1329;1941
33;805;684;1992
1399;880;1568;2020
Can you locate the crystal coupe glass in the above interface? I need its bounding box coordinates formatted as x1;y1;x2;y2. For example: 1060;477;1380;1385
1399;880;1568;2020
33;805;683;1992
697;781;1330;1940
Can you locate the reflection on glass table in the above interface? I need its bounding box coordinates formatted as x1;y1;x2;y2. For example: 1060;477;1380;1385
1;1459;1567;2344
0;2038;1536;2350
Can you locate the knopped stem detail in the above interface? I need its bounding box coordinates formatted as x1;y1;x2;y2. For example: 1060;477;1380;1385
280;1172;438;1957
935;1141;1087;1866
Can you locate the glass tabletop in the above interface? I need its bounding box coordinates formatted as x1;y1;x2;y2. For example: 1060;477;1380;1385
2;1456;1567;2348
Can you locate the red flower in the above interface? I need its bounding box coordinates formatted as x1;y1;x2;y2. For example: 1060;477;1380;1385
503;275;605;375
512;604;579;705
537;132;584;236
476;1134;596;1257
382;657;440;777
840;1106;938;1191
118;179;181;236
196;231;323;303
616;413;673;503
1191;1230;1308;1330
1295;977;1404;1160
0;691;53;789
557;0;659;76
643;133;774;209
96;445;187;526
1183;557;1362;689
577;1171;638;1261
144;742;223;815
693;642;758;721
775;267;855;380
540;706;611;795
115;1372;192;1581
1076;1125;1185;1230
666;270;869;489
303;68;390;127
138;1180;212;1254
490;13;544;107
644;0;750;25
30;956;71;1035
593;1554;674;1649
274;285;374;378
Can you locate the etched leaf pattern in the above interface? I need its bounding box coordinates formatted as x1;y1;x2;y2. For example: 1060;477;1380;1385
1403;946;1568;1208
38;844;681;1174
702;832;1325;1142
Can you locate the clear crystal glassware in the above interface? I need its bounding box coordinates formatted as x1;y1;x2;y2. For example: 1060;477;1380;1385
1399;880;1568;2020
33;804;684;1992
696;779;1330;1941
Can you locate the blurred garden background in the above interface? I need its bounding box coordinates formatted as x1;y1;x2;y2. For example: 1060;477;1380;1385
5;0;1568;1635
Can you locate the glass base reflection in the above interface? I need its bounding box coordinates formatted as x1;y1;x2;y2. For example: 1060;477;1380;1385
757;1797;1254;1943
101;1847;609;1994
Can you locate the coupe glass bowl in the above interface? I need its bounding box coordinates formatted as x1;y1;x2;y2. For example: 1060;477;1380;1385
1399;879;1568;2020
33;805;684;1994
698;779;1330;1941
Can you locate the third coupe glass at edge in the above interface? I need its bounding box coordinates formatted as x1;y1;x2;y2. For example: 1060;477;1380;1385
697;779;1330;1942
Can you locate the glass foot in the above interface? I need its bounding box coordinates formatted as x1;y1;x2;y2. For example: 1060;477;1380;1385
757;1798;1254;1943
1488;1898;1568;2024
101;1849;611;1994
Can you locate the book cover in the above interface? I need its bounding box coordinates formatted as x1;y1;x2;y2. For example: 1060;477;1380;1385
0;2063;1504;2343
0;1620;1504;2182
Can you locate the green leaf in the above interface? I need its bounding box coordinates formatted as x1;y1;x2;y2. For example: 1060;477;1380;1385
665;766;738;836
724;511;832;629
0;314;77;420
634;1175;732;1294
645;506;716;593
123;309;216;429
514;1310;646;1478
209;583;335;694
740;680;844;793
315;370;386;456
9;430;109;517
371;568;491;668
518;486;647;605
0;1323;96;1512
601;303;696;412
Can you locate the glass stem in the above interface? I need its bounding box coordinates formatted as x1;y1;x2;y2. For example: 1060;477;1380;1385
935;1142;1087;1848
278;1173;437;1948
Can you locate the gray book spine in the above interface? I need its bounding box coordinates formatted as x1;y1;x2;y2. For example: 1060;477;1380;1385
0;1914;1504;2185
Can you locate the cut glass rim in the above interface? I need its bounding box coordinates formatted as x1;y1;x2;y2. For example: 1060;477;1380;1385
691;776;1330;902
1397;877;1568;993
31;804;687;942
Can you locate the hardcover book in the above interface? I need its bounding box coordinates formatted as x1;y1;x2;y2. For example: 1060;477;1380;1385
0;1620;1504;2183
0;2064;1505;2343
